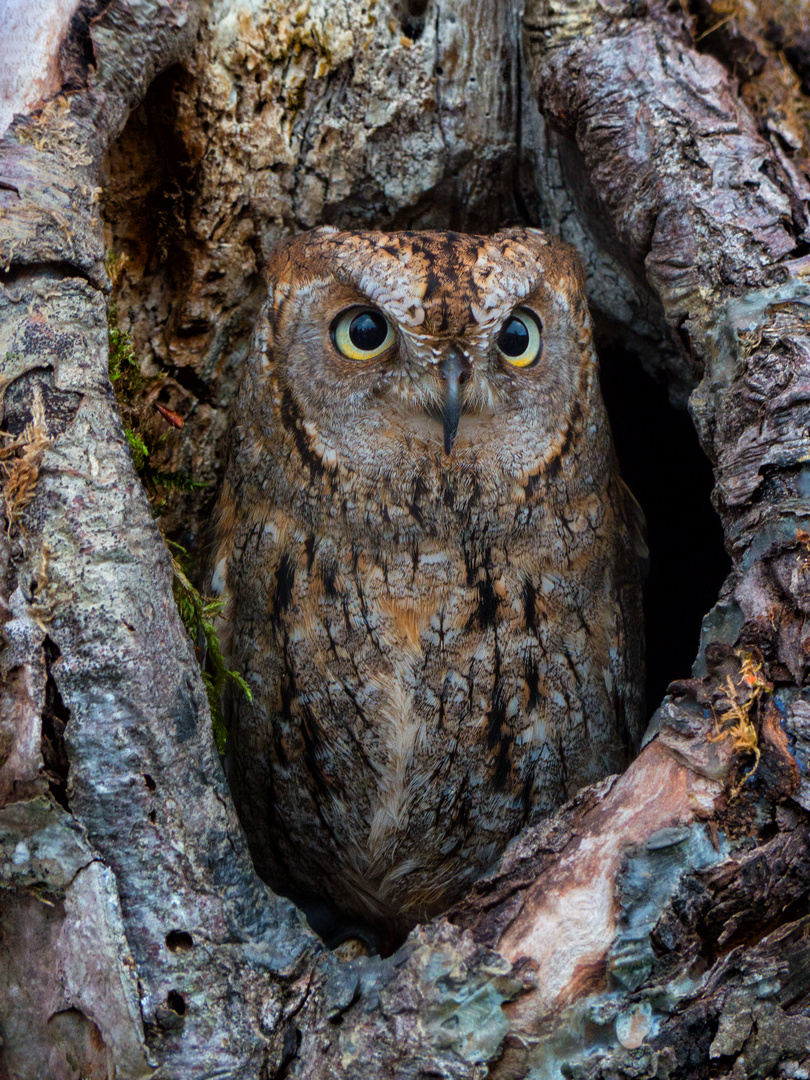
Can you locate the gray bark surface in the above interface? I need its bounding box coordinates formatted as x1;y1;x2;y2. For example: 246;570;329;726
1;1;809;1078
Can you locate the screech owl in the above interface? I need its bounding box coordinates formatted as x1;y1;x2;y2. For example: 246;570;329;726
211;227;646;947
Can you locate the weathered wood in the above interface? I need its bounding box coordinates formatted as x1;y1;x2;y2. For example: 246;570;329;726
0;5;316;1077
1;2;809;1078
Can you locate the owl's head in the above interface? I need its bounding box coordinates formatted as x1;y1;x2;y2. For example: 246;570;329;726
246;227;609;506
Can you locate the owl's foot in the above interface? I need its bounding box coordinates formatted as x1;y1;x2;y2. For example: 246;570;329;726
333;936;372;962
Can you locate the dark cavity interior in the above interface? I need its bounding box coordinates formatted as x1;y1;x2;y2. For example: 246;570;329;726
598;340;730;711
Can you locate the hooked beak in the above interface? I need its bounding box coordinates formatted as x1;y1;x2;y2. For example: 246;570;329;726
438;349;472;455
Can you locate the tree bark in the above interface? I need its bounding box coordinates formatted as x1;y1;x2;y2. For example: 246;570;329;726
1;2;809;1078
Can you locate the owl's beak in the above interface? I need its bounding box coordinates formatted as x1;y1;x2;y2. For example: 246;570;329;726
438;349;471;455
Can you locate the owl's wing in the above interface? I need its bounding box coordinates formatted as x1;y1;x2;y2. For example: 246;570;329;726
611;474;649;753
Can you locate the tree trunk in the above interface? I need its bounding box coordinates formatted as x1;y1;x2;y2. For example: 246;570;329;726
1;1;809;1078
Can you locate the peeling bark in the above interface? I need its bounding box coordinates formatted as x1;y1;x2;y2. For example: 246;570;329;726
1;1;810;1078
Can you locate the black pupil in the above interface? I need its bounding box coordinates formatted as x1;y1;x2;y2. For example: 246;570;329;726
349;311;388;352
498;317;530;357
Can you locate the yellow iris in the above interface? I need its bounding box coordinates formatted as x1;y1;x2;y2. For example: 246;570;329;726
497;309;542;368
333;308;395;360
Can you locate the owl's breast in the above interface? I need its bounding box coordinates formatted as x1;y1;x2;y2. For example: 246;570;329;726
224;499;635;930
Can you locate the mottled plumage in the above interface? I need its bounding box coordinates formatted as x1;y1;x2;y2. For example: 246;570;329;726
211;227;645;944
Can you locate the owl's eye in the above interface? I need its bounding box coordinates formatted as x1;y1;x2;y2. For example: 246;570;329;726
332;308;395;360
497;310;542;369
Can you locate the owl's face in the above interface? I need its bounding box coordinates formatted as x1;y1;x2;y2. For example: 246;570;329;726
255;227;604;494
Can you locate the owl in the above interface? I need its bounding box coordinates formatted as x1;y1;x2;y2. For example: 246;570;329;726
211;227;646;948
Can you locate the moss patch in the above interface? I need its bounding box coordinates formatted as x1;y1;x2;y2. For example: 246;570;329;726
169;543;251;755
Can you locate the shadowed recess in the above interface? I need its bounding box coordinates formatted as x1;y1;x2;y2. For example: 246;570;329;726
599;339;730;710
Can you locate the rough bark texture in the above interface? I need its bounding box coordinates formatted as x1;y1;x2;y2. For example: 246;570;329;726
1;1;810;1078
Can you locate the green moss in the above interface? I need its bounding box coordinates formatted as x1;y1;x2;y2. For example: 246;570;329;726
106;279;204;497
149;470;207;493
106;255;241;750
169;542;251;755
108;305;141;386
124;428;149;470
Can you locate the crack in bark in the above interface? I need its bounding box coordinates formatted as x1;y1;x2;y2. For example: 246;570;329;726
40;636;70;810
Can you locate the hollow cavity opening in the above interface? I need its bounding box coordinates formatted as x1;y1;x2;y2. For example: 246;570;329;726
598;340;731;710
